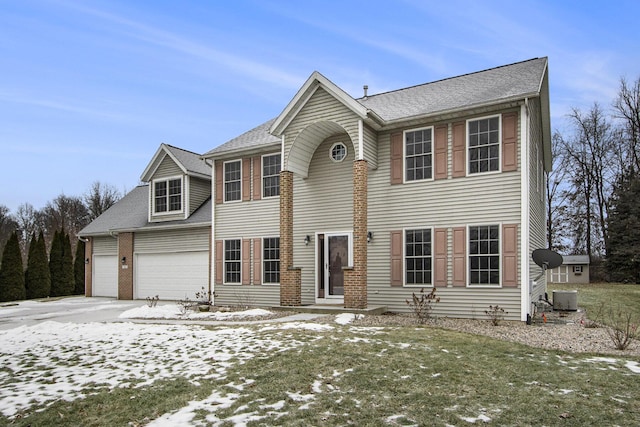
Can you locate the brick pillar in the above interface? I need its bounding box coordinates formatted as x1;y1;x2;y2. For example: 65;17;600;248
84;238;93;297
118;232;134;300
345;160;368;309
280;170;301;306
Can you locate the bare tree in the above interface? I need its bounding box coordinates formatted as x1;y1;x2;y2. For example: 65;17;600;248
562;103;620;259
546;131;571;252
42;195;90;246
84;181;122;221
613;76;640;172
0;205;17;253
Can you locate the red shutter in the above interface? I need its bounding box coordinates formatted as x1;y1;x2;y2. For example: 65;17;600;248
253;157;262;201
434;228;447;286
434;125;448;180
390;230;403;286
253;238;262;285
242;158;251;201
215;161;223;204
452;227;466;286
452;122;466;178
242;239;251;285
502;224;518;287
215;240;223;284
390;132;403;185
502;112;518;172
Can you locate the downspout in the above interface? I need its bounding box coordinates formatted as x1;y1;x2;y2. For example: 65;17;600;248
520;99;531;322
210;159;216;303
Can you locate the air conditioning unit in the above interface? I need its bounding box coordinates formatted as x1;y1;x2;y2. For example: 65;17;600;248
553;290;578;311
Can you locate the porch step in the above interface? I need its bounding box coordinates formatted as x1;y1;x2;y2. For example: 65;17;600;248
271;304;388;315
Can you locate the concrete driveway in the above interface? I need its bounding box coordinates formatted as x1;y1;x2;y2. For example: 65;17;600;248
0;297;143;330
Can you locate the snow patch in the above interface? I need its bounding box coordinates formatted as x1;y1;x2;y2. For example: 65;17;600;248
624;361;640;373
119;304;272;320
335;313;363;325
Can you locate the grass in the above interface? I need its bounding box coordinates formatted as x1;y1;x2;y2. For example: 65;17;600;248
549;282;640;325
3;322;639;426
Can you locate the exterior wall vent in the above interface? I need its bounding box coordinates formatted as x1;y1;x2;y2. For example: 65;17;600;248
553;290;578;311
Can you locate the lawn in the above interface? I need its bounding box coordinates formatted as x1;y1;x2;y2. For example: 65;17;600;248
1;315;639;426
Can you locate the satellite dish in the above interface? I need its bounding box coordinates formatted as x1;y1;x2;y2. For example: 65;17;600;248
532;249;563;270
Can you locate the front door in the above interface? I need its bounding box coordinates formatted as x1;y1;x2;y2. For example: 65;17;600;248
325;234;349;298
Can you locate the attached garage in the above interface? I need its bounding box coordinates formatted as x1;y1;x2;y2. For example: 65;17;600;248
92;255;118;297
135;251;209;300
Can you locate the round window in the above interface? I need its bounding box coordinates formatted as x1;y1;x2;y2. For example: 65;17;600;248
330;143;347;162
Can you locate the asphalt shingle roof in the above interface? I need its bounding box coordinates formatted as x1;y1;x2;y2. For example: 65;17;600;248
79;185;211;236
205;58;547;157
164;144;211;177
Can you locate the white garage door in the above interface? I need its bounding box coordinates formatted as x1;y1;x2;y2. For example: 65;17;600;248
135;251;209;300
93;255;118;297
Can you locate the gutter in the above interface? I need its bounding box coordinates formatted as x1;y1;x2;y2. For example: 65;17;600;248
202;141;281;160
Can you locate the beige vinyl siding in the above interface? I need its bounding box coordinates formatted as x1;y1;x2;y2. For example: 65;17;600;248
528;97;547;303
92;236;118;255
283;87;361;172
134;227;210;253
155;155;182;177
366;109;523;320
214;193;280;307
294;135;355;305
189;176;211;215
363;122;378;168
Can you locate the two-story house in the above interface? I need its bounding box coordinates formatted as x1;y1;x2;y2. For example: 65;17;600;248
80;57;551;321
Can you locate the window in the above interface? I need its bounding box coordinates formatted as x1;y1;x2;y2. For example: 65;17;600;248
224;160;241;202
263;154;281;197
224;239;241;283
330;143;347;162
468;117;500;174
469;225;500;285
263;237;280;284
573;265;583;274
405;128;433;181
405;229;432;285
154;178;182;213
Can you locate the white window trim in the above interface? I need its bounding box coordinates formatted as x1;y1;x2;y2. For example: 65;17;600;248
402;226;434;288
151;175;184;216
403;126;435;184
223;159;242;203
223;238;242;285
466;114;502;176
261;153;281;199
329;142;347;163
262;235;280;285
466;223;502;288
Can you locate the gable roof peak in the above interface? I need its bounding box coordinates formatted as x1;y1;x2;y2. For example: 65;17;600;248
140;143;210;182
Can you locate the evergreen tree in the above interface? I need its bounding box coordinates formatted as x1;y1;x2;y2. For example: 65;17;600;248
24;233;36;297
26;232;51;299
49;230;63;296
0;232;26;302
607;173;640;283
60;231;75;296
74;239;86;295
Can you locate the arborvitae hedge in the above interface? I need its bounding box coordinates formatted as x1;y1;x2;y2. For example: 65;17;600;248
49;230;63;296
26;232;51;299
74;239;85;295
0;232;26;302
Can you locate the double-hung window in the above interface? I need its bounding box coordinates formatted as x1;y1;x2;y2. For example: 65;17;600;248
405;127;433;181
224;239;241;283
405;229;432;285
263;237;280;284
154;178;182;213
224;160;241;202
469;225;500;285
263;154;281;198
468;116;500;174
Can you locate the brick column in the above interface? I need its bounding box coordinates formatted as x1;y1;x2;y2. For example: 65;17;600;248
280;170;301;306
118;232;134;300
345;160;368;309
84;237;93;297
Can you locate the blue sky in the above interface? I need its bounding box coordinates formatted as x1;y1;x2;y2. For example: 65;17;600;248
1;0;639;212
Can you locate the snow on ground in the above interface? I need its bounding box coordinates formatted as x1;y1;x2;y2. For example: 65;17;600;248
0;321;305;418
334;313;363;325
119;304;272;320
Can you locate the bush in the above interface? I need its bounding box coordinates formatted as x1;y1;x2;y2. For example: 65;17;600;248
25;232;51;299
604;305;638;350
485;305;508;326
405;287;440;324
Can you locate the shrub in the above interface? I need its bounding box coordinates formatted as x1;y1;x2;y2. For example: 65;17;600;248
146;295;159;308
0;232;26;302
485;305;508;326
604;305;638;350
405;287;440;324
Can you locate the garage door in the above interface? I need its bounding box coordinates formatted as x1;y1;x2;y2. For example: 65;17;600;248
93;255;118;297
135;251;209;300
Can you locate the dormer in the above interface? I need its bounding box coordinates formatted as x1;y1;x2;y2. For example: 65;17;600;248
140;144;211;223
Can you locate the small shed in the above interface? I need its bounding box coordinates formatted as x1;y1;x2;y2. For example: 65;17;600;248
547;255;590;284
